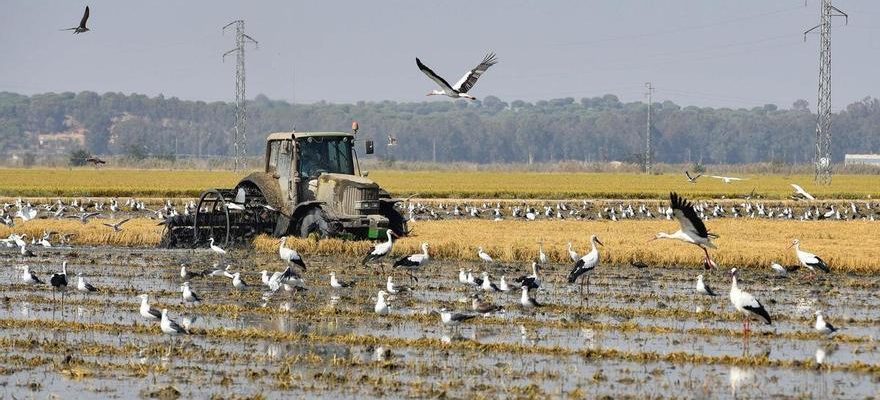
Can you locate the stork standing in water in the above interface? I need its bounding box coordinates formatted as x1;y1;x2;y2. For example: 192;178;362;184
728;268;771;334
567;235;603;296
788;239;829;278
416;53;498;100
362;230;397;270
50;261;69;301
514;262;541;290
279;236;307;270
651;192;718;269
392;242;429;282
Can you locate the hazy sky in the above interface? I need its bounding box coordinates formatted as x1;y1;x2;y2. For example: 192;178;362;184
1;1;878;109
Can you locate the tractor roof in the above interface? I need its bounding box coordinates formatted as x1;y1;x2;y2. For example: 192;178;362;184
266;131;354;141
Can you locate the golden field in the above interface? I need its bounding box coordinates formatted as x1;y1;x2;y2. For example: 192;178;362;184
5;217;878;273
2;168;880;199
0;168;239;197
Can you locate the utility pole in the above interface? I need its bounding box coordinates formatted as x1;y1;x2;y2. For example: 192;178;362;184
804;0;847;184
644;82;654;174
222;20;258;172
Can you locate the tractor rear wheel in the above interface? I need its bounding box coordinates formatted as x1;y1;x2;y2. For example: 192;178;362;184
380;201;408;236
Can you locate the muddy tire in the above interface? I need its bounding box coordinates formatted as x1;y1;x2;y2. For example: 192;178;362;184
380;201;408;236
299;207;331;239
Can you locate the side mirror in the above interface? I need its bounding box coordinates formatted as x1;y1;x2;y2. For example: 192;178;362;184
362;171;369;177
365;140;374;155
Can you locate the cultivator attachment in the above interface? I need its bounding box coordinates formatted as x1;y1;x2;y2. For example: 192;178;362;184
160;188;276;248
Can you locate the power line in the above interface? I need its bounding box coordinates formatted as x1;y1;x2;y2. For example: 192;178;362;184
222;20;258;172
804;0;848;184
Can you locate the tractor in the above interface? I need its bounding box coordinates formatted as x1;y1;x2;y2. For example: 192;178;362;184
161;124;407;248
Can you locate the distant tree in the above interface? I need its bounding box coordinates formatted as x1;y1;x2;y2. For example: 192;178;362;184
69;149;89;166
792;99;810;112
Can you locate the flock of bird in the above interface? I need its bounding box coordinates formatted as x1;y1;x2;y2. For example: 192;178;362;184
4;189;845;357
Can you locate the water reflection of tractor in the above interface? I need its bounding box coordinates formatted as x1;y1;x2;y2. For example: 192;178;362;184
161;123;407;247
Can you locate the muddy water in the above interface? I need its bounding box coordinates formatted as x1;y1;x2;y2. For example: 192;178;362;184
0;246;878;399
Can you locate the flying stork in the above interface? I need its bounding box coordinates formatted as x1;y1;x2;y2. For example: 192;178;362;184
685;171;702;183
651;192;718;269
416;53;498;100
790;184;815;200
709;175;746;184
61;6;90;34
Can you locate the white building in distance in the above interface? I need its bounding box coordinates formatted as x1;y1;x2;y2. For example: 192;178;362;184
844;154;880;166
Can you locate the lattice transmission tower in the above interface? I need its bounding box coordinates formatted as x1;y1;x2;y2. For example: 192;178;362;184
804;0;847;184
223;20;258;172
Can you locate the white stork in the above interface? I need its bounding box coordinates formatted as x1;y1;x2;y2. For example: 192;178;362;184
567;235;603;294
710;175;746;184
392;242;429;282
477;247;494;263
362;230;397;267
416;53;498;100
279;237;307;270
790;184;815;200
728;268;771;334
788;239;830;277
651;192;718;269
566;242;579;263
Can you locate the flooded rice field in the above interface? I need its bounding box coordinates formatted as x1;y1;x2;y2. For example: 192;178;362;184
1;246;878;399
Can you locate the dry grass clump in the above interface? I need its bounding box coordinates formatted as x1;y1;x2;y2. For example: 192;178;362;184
255;219;880;273
0;218;163;246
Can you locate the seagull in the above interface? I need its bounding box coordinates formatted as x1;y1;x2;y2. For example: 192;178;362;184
480;272;501;292
416;52;498;100
458;268;468;285
770;262;788;277
728;268;771;334
180;282;201;304
790;184;815;200
18;265;44;285
180;264;206;280
61;6;90;34
69;212;101;224
392;242;429;282
651;192;718;269
362;230;397;267
471;295;502;314
386;276;412;294
75;273;98;292
497;276;512;292
231;272;248;290
102;218;131;232
696;274;717;296
330;272;354;289
685;170;702;183
279;237;307;270
567;235;603;294
374;290;390;315
438;308;477;326
814;311;838;335
160;309;189;335
138;294;162;320
710;175;746;183
477;247;494;263
520;286;542;309
208;237;226;255
789;239;829;277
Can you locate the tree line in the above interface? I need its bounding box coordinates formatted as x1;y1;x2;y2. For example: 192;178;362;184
1;90;878;165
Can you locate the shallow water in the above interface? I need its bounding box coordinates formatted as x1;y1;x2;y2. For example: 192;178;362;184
0;246;878;398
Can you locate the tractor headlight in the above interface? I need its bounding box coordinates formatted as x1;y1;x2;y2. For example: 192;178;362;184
356;201;380;210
